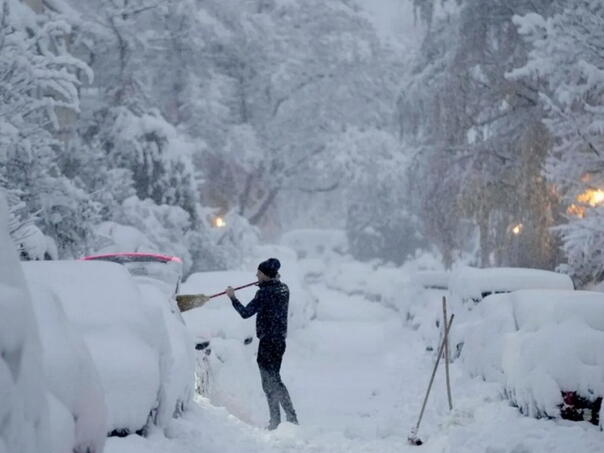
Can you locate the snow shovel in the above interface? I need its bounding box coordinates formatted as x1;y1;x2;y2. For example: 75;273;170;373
176;281;258;312
408;313;454;446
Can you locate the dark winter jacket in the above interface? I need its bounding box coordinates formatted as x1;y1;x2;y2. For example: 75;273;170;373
230;279;289;339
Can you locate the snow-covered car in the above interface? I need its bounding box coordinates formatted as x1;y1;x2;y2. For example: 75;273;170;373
449;266;574;306
134;277;194;416
462;289;604;426
448;267;575;357
22;260;176;436
0;194;51;453
27;281;107;453
82;253;195;418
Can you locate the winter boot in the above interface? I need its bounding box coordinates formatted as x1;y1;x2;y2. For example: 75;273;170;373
266;393;281;430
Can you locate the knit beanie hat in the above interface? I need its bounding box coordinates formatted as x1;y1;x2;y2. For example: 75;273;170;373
258;258;280;278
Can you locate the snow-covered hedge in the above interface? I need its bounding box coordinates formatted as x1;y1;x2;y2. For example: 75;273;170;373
462;289;604;424
0;194;50;453
22;260;174;434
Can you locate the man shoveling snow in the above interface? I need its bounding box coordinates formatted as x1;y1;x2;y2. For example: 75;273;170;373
226;258;299;431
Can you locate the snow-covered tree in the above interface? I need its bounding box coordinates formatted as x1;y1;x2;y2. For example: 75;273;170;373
190;0;402;231
400;0;559;268
0;0;98;258
511;0;604;284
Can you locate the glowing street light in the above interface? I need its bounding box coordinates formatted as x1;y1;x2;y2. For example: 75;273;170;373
511;223;523;235
567;188;604;217
212;216;226;228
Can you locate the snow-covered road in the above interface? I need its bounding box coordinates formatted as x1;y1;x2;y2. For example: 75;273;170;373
106;279;604;453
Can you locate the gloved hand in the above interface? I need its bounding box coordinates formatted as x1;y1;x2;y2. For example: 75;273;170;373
176;294;210;312
225;286;235;299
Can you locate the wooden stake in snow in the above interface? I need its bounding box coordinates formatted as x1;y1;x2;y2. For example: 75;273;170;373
408;313;455;446
443;296;453;411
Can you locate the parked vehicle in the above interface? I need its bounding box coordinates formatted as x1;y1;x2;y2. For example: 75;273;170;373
449;266;574;306
462;289;604;426
448;267;574;357
23;260;180;436
82;252;195;418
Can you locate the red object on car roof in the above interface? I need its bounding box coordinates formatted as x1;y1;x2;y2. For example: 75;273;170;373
81;252;182;264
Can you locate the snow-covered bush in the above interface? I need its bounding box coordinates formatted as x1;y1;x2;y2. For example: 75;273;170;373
313;251;447;349
109;197;194;270
22;260;174;435
0;193;50;453
7;194;58;260
323;259;424;314
27;281;107;453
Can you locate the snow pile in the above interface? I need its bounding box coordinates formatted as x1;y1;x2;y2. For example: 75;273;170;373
300;251;447;350
0;194;50;453
462;289;604;422
198;337;267;426
23;260;172;434
322;259;437;325
28;281;107;453
280;230;348;286
94;221;158;255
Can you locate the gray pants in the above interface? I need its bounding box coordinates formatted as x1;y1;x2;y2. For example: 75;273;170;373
257;336;297;427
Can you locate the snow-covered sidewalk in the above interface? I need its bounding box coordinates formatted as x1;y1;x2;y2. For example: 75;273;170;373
106;279;604;453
